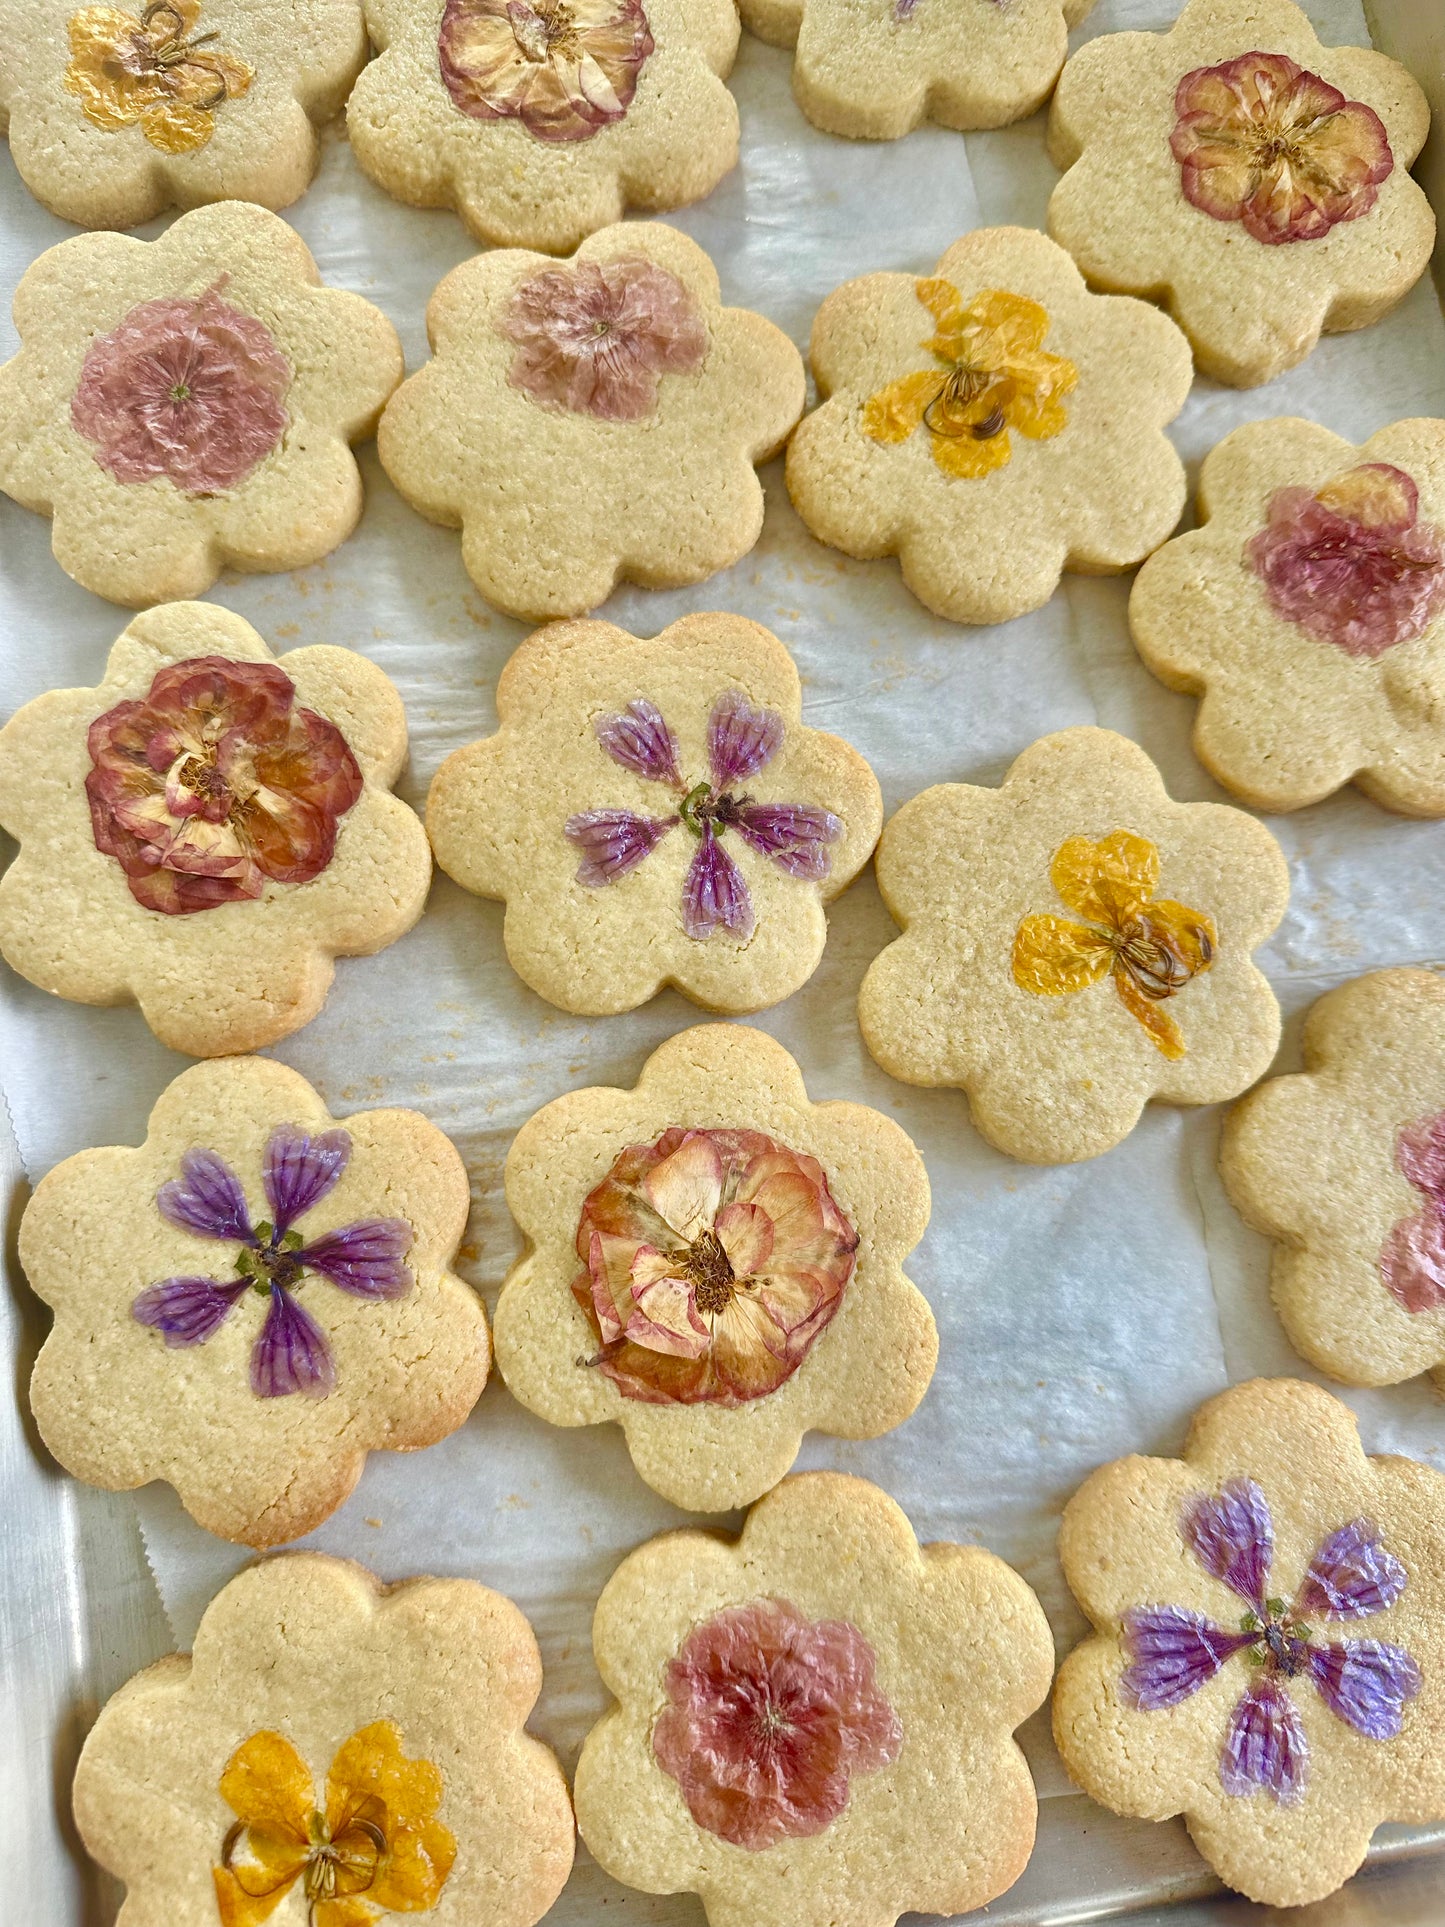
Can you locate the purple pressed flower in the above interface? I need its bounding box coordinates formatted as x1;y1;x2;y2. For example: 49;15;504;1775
683;824;755;941
565;808;677;886
1296;1520;1407;1620
1381;1110;1445;1315
595;698;682;786
251;1282;336;1399
132;1275;248;1347
708;692;783;788
1308;1640;1421;1740
157;1148;254;1243
1221;1675;1307;1805
1184;1477;1273;1607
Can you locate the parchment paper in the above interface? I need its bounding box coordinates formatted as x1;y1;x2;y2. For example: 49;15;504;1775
4;3;1445;1919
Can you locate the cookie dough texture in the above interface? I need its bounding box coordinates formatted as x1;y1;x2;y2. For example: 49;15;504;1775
0;0;366;228
378;222;803;621
787;226;1191;627
859;727;1289;1164
73;1553;575;1924
23;1057;488;1546
1131;417;1445;816
427;613;882;1014
1054;1378;1445;1907
575;1471;1054;1927
0;602;431;1058
0;201;403;606
493;1025;937;1511
1223;970;1445;1391
741;0;1096;140
348;0;739;252
1047;0;1435;388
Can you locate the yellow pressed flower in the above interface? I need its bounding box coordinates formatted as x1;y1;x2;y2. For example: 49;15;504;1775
64;0;254;156
1011;830;1216;1060
862;282;1078;480
213;1722;456;1927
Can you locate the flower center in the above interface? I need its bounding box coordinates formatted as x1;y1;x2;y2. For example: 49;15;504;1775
687;1228;736;1316
924;363;1013;441
678;783;751;839
1111;914;1208;1001
235;1223;306;1296
509;0;580;62
168;380;192;403
1242;1598;1313;1678
301;1808;387;1904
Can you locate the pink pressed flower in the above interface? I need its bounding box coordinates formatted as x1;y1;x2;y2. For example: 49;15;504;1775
1246;464;1445;659
653;1598;902;1849
71;282;291;495
501;257;707;421
438;0;653;144
1381;1110;1445;1313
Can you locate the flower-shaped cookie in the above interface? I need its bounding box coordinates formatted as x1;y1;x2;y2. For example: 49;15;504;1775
22;1056;488;1545
1046;0;1435;388
428;614;881;1013
0;0;366;228
1221;970;1445;1392
73;1553;574;1925
575;1472;1054;1926
0;200;403;606
0;602;431;1057
858;727;1289;1164
1132;418;1445;816
493;1025;936;1510
379;223;803;621
739;0;1096;140
786;226;1191;626
347;0;740;252
1054;1379;1445;1907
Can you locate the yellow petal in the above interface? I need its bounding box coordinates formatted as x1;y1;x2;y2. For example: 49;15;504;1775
316;1901;380;1927
1012;915;1114;995
325;1722;457;1914
214;1862;306;1927
64;9;147;129
963;289;1052;359
1114;969;1187;1059
219;1732;316;1840
931;424;1013;480
1005;348;1078;442
914;276;965;348
140;99;216;153
1144;898;1217;978
862;370;943;446
1050;831;1159;928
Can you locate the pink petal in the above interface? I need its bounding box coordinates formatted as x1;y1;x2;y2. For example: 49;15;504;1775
1380;1207;1445;1314
708;692;783;787
627;1262;710;1359
565;808;675;886
593;699;682;784
642;1131;724;1242
715;1200;774;1280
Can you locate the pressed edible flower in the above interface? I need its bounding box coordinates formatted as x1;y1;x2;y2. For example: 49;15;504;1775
572;1126;858;1404
1121;1479;1419;1805
214;1721;455;1926
653;1597;902;1848
1380;1110;1445;1315
132;1122;413;1398
64;0;253;154
1170;52;1394;246
862;281;1077;481
437;0;653;144
501;256;707;420
1012;830;1215;1060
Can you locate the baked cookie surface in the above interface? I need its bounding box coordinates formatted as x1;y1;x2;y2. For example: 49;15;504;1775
73;1552;574;1925
1054;1378;1445;1907
786;225;1191;626
427;613;882;1014
0;602;431;1057
22;1056;488;1546
0;0;367;228
1047;0;1435;387
1131;417;1445;815
0;200;403;605
493;1024;937;1511
858;726;1289;1164
575;1471;1053;1927
348;0;740;252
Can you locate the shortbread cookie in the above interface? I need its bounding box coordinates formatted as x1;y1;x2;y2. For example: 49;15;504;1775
575;1471;1053;1927
0;0;366;229
427;614;882;1014
0;200;403;606
22;1057;488;1546
0;602;431;1058
73;1553;574;1925
786;225;1191;626
348;0;739;253
1054;1378;1445;1908
1222;970;1445;1392
740;0;1096;141
493;1025;936;1511
1132;418;1445;815
1047;0;1435;387
378;223;803;620
858;727;1288;1164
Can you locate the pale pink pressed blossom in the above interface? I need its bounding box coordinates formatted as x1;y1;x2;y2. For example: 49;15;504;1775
653;1597;903;1849
70;282;291;495
438;0;653;144
501;257;707;421
1380;1110;1445;1314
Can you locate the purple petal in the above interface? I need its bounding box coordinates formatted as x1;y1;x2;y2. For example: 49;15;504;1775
707;692;783;787
1184;1478;1274;1608
565;808;675;886
263;1124;351;1233
156;1149;253;1243
250;1284;335;1399
681;824;755;941
1220;1675;1308;1805
1296;1519;1408;1620
1380;1206;1445;1314
132;1275;246;1346
298;1219;413;1299
730;802;843;880
1121;1606;1254;1709
595;700;681;785
1308;1640;1420;1740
